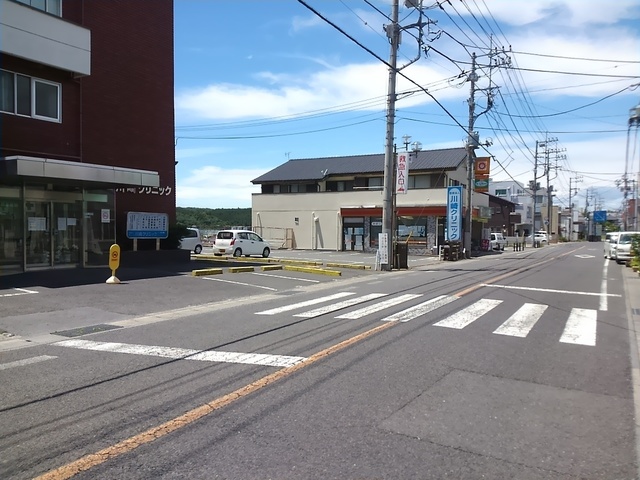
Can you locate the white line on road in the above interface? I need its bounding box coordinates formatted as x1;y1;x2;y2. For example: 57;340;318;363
600;259;609;311
249;272;320;283
0;355;57;370
433;298;503;329
201;277;277;291
256;292;355;315
481;284;621;297
0;288;39;298
336;294;422;319
493;303;548;337
382;295;457;323
54;339;306;367
293;293;388;318
560;308;597;346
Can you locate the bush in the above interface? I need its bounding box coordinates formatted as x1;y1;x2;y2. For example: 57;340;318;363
160;223;190;250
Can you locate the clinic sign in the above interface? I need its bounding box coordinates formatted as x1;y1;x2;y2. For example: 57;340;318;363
446;186;462;242
126;212;169;239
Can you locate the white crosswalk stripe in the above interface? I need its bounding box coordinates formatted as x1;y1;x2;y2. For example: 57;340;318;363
255;292;355;315
560;308;597;346
433;298;502;329
493;303;548;337
293;293;388;318
382;295;457;323
336;294;422;319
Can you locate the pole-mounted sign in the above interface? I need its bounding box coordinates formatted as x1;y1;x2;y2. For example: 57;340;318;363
447;186;462;242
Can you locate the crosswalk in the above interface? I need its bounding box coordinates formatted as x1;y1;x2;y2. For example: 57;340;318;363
255;292;599;346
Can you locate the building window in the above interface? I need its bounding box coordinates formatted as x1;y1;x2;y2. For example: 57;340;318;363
0;70;61;122
408;175;430;189
495;189;507;197
15;0;61;16
368;177;383;189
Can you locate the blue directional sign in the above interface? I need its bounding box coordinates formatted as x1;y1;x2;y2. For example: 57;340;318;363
593;210;607;223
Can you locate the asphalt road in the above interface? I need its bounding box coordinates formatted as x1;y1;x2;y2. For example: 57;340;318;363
1;243;639;479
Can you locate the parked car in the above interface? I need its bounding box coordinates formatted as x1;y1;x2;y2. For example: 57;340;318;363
613;231;640;264
489;232;507;251
212;230;271;257
527;231;548;245
179;227;203;254
603;232;620;259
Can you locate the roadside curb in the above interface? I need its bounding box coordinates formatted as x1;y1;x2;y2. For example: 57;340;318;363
326;262;371;270
283;265;341;276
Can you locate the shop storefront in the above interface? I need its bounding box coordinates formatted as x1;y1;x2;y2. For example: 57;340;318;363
0;156;159;275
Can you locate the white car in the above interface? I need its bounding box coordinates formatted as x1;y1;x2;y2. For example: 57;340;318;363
489;233;506;251
613;231;640;264
603;232;620;259
212;230;271;258
179;227;203;254
527;231;548;245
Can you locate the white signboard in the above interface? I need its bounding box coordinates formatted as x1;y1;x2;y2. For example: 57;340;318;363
126;212;169;239
378;232;389;265
396;153;409;194
101;209;111;223
446;186;462;242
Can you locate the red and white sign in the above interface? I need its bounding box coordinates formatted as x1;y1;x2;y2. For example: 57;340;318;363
396;153;409;194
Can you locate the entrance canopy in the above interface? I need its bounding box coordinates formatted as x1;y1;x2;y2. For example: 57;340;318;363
0;156;159;188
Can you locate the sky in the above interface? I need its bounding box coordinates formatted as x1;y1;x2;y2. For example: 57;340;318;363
173;0;640;213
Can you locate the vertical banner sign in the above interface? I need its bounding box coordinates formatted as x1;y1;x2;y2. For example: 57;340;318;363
447;186;462;242
396;153;409;194
474;157;490;193
378;233;389;265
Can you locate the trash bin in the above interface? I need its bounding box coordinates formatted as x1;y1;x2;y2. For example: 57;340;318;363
394;242;408;269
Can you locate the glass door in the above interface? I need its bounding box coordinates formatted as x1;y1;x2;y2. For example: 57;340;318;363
26;201;51;268
53;202;82;266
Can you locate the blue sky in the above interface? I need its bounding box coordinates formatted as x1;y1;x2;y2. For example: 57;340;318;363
173;0;640;212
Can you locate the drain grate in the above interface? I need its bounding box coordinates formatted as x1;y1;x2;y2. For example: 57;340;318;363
52;324;123;337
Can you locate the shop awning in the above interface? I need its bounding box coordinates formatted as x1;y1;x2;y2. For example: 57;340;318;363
0;156;159;187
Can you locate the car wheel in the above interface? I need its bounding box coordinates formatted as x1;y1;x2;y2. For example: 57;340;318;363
233;248;242;257
500;245;505;251
194;245;202;254
262;247;270;258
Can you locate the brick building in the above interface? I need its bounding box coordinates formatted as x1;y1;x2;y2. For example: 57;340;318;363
0;0;175;274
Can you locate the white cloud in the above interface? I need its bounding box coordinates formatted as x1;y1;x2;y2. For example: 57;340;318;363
176;166;264;208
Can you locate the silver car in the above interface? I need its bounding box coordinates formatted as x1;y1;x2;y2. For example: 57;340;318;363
212;230;271;258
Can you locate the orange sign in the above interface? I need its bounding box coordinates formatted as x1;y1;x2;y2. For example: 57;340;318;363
475;157;491;176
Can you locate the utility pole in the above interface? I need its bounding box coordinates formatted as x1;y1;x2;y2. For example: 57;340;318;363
381;0;399;271
568;175;582;241
464;52;477;258
463;43;507;256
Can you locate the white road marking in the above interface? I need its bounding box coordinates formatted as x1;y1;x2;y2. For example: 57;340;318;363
256;292;355;315
433;298;502;329
54;339;306;367
201;277;277;291
0;288;39;298
481;284;621;298
493;303;548;337
336;294;422;319
293;293;388;318
249;272;320;283
560;308;597;346
382;295;457;323
0;355;57;370
600;259;609;311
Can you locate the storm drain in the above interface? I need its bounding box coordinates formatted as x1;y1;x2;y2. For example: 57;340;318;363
52;324;123;337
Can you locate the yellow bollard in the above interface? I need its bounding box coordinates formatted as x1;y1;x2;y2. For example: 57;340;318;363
106;244;121;284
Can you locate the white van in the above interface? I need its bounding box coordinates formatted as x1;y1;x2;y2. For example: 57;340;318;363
603;232;620;259
180;227;203;254
613;231;640;264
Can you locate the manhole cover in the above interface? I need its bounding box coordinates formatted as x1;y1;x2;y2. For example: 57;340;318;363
52;324;123;337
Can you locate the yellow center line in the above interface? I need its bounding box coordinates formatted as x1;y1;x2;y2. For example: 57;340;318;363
35;322;395;479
